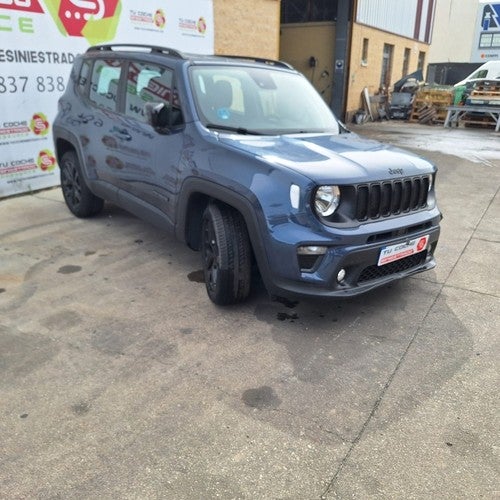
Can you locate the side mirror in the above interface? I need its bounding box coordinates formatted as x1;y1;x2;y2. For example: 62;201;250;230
145;102;170;133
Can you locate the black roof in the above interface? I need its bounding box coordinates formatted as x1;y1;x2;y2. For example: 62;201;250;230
86;44;293;69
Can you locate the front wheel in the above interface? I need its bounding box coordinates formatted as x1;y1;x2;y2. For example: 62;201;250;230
60;150;103;218
201;203;251;305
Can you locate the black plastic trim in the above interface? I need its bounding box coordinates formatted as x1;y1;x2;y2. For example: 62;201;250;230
175;178;273;289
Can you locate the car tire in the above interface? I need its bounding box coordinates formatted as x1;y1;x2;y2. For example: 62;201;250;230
60;150;104;218
201;203;251;305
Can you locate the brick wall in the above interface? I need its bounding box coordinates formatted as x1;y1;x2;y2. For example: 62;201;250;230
346;23;430;120
213;0;280;60
211;4;431;121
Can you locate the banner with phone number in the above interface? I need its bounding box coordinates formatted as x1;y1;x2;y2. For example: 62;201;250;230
0;0;213;198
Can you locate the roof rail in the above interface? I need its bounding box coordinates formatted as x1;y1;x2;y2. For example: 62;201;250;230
219;54;293;70
87;44;185;59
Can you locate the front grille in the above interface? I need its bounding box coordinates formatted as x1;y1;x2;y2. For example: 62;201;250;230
354;176;430;221
357;251;427;283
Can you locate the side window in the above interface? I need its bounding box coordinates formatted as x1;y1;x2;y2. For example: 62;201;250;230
125;62;182;126
77;59;91;95
89;59;122;112
472;69;488;79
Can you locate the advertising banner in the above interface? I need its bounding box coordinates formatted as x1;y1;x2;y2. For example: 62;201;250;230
471;1;500;62
0;0;213;198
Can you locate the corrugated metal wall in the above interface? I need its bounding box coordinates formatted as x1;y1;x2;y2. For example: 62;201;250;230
356;0;434;42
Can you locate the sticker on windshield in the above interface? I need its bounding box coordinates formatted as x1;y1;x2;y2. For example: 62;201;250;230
217;108;230;120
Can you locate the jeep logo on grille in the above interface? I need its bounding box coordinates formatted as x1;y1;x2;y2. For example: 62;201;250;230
389;168;404;175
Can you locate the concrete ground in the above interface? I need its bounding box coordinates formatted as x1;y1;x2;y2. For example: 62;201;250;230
1;121;498;499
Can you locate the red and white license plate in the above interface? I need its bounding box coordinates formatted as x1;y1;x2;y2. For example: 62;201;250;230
378;235;429;266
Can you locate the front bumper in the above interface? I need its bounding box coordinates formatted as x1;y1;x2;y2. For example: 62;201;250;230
260;212;441;299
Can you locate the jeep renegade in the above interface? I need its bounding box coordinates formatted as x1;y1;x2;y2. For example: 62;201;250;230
53;44;441;305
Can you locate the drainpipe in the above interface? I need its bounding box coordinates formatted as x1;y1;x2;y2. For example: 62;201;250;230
330;0;353;120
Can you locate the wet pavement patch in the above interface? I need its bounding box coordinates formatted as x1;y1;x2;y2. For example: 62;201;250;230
277;312;299;321
0;326;59;384
188;270;205;283
180;328;193;335
41;310;82;330
242;386;281;409
57;265;82;274
71;402;91;415
274;296;299;308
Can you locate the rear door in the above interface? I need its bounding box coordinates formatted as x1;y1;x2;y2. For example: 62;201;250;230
120;60;184;221
87;57;124;186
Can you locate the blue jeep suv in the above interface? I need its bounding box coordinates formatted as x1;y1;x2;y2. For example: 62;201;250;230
53;44;441;305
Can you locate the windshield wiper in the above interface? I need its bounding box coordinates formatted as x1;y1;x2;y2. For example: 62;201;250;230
205;123;263;135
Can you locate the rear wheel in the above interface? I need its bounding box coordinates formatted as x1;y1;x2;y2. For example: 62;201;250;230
60;150;103;217
201;203;251;305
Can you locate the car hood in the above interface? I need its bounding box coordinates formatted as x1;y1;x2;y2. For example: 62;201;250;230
219;132;434;183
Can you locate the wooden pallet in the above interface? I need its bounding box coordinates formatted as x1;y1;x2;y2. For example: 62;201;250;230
415;89;453;101
413;89;452;107
471;90;500;97
469;88;500;107
462;113;496;128
410;88;453;124
473;83;500;92
409;103;443;124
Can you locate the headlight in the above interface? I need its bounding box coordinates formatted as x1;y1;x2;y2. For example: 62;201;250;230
314;185;340;217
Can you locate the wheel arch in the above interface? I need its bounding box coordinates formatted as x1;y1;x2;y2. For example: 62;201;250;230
53;127;88;180
176;178;272;284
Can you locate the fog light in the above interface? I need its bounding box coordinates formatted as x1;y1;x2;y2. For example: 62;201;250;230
337;268;346;283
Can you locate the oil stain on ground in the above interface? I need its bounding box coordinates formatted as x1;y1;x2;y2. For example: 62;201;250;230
57;265;82;274
242;386;281;409
277;312;298;321
71;401;91;416
188;270;205;283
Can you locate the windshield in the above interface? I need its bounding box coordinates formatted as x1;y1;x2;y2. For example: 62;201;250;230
188;65;340;135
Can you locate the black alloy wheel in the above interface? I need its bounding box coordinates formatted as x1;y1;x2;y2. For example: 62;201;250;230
201;203;251;305
60;150;103;217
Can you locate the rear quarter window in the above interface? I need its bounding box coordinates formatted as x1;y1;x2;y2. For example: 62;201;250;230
89;59;123;111
77;59;91;95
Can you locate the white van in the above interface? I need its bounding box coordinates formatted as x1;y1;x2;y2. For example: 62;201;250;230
454;60;500;87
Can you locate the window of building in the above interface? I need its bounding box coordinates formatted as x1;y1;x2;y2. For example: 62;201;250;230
479;32;500;48
281;0;338;23
417;51;426;71
361;38;369;66
380;43;394;89
402;47;411;77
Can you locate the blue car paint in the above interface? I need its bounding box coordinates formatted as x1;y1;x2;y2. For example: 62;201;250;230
53;48;441;301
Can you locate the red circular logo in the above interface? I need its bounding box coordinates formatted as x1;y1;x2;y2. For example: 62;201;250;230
417;238;427;252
